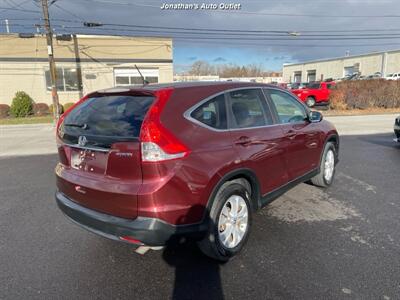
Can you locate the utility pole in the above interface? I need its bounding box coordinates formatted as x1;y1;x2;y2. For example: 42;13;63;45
72;34;83;99
41;0;60;120
5;19;10;33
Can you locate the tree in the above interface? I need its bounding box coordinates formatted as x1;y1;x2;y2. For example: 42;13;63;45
188;61;215;76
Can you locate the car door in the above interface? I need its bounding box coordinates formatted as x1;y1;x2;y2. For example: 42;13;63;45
264;88;321;181
323;82;335;101
227;88;289;196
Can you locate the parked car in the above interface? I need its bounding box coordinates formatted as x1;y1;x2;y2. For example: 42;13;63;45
386;73;400;80
394;115;400;142
287;82;308;90
55;82;339;261
277;82;288;89
291;81;336;107
366;72;382;80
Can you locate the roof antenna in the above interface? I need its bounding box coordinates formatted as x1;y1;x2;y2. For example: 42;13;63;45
135;64;149;86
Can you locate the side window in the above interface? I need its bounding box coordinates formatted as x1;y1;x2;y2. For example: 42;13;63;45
228;89;271;128
191;94;227;129
267;89;307;124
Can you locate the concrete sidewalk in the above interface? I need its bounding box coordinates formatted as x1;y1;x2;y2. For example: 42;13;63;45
325;114;397;136
0;124;57;157
0;114;397;158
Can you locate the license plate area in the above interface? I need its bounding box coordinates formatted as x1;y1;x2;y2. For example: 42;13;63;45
71;148;108;174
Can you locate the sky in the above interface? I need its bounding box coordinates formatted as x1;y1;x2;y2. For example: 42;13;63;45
1;0;400;73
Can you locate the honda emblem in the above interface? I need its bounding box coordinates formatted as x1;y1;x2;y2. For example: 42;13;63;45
78;136;87;147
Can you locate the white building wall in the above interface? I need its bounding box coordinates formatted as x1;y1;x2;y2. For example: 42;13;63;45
283;51;400;83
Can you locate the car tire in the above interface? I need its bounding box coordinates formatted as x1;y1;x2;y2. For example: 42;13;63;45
197;182;252;261
311;142;337;188
306;96;316;107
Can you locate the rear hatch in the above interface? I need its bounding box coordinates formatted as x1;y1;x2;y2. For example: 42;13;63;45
56;91;155;219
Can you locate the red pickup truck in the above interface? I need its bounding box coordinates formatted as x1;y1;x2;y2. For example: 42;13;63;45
291;81;336;107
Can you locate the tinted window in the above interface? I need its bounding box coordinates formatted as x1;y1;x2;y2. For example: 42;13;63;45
191;94;227;129
308;82;321;89
228;89;270;128
60;95;154;147
267;90;307;124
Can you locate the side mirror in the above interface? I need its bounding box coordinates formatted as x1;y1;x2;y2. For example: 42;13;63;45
309;111;323;123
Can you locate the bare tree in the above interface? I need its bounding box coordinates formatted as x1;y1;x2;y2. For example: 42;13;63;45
187;61;281;78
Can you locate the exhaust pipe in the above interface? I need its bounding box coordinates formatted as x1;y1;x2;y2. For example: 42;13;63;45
134;246;164;255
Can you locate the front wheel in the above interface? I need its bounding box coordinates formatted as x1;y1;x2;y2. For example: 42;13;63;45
306;96;316;107
197;183;252;261
311;142;337;187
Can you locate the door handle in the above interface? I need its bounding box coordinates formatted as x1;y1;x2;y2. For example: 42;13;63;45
235;136;252;146
286;130;296;140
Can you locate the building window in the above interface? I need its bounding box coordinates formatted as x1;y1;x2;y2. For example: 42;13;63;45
45;67;81;92
307;70;316;82
344;66;355;77
114;68;159;86
293;71;302;83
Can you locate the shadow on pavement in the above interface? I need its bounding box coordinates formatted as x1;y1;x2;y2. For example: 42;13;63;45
162;205;225;300
162;241;224;300
355;133;400;149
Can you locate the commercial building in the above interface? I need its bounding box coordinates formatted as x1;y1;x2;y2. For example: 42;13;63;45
282;49;400;83
174;74;283;83
0;34;173;105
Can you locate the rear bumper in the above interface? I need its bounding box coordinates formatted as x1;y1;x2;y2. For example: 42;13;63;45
56;192;207;246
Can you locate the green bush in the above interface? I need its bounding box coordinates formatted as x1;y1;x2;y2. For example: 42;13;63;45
10;91;34;117
0;104;10;118
49;103;64;115
63;102;75;111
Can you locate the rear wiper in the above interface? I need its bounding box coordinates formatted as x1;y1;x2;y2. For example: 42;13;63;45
64;123;89;130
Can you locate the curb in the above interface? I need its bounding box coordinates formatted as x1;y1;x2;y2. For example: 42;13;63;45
0;123;55;130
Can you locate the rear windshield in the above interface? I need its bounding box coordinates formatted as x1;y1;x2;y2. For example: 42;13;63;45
60;94;154;148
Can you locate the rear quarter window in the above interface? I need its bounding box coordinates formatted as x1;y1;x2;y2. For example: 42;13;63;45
190;94;227;130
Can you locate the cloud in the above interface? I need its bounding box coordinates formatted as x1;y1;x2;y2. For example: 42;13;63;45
187;56;197;61
273;56;287;61
213;57;227;62
4;0;400;69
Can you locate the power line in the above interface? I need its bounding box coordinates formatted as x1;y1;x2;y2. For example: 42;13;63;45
51;2;85;21
55;25;400;38
7;21;400;41
6;17;400;35
48;25;400;41
32;30;400;48
0;6;40;13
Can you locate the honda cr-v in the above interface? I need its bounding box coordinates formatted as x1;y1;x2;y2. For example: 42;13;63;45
55;82;339;261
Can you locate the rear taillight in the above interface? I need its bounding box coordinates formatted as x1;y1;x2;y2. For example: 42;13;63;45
140;88;190;162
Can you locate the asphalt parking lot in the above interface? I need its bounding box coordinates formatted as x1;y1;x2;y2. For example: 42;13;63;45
1;117;399;299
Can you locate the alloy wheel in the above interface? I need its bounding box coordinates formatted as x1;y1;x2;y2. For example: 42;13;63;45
218;195;249;249
324;149;335;181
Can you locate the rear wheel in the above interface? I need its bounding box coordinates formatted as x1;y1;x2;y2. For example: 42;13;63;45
306;96;316;107
311;142;337;187
197;182;252;261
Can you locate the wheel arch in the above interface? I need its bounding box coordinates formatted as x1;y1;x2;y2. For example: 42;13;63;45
204;168;261;220
319;133;340;169
326;133;340;157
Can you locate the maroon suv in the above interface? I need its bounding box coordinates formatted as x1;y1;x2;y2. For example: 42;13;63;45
55;82;339;261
